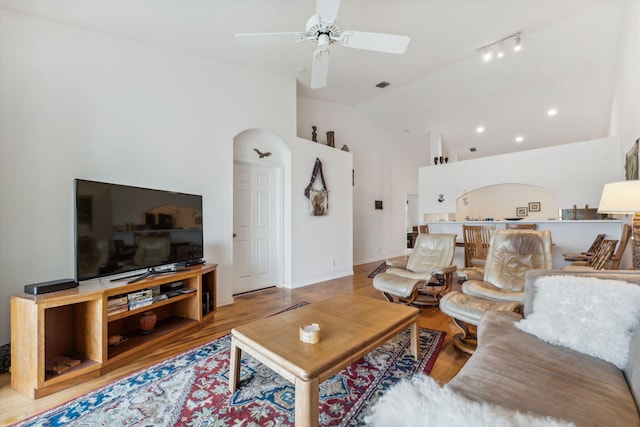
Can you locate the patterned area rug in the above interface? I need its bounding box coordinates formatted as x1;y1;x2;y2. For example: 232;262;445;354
367;262;388;278
11;326;445;427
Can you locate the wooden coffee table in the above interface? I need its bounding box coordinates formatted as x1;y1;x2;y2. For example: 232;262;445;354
229;294;420;427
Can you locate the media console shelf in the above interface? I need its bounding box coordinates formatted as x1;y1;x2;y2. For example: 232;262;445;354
11;264;217;399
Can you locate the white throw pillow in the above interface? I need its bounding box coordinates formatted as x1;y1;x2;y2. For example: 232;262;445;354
366;374;575;427
516;275;640;368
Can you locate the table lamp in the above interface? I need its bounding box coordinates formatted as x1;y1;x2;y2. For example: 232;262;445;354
598;180;640;269
597;180;640;215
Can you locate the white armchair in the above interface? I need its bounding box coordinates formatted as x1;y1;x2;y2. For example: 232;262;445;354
373;233;457;306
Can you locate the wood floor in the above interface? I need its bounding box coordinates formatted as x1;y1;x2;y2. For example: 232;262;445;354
0;260;470;426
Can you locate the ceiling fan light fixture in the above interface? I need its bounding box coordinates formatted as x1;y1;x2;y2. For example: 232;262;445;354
234;0;410;90
317;33;331;48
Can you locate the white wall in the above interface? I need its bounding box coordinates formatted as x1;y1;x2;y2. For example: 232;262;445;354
289;138;353;286
609;0;640;153
0;10;351;346
419;137;623;218
296;97;426;264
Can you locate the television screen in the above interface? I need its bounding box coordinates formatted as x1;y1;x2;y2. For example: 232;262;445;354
75;179;203;281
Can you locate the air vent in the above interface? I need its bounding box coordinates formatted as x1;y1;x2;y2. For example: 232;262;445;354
375;81;390;88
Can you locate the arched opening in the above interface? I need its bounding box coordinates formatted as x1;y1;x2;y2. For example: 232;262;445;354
232;129;291;294
456;183;557;221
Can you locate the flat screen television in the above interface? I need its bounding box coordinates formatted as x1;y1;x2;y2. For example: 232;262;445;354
75;179;204;281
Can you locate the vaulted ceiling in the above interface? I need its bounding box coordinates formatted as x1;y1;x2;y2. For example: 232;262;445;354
0;0;625;161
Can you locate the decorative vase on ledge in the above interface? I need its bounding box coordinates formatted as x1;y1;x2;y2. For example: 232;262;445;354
326;131;335;147
139;310;157;335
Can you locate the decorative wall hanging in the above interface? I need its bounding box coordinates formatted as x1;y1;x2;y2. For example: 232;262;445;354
375;200;383;210
304;158;328;216
253;148;271;158
516;207;528;217
626;138;639;180
528;202;541;212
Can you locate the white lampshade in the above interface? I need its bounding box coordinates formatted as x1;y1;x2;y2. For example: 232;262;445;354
597;180;640;214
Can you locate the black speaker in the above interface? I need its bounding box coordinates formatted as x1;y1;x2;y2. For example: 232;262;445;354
202;292;211;315
24;278;78;295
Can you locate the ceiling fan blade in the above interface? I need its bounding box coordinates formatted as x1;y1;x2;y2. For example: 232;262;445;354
340;31;410;54
235;32;304;45
316;0;341;22
310;48;330;89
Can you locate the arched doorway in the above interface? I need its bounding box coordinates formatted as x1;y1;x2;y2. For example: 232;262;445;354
232;129;288;294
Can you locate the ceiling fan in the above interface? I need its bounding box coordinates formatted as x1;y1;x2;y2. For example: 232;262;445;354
235;0;410;89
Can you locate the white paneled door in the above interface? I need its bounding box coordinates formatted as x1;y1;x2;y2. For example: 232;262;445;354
233;162;282;294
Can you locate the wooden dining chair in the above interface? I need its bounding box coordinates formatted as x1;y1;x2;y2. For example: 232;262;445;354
462;224;496;268
505;223;537;230
563;233;606;262
605;224;632;270
564;239;617;271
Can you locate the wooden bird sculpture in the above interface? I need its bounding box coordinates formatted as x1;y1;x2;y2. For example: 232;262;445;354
254;148;272;158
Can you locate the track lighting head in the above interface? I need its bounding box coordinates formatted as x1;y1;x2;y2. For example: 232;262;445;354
477;31;522;62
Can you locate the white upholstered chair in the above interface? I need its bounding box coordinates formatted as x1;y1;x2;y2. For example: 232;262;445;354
373;233;457;306
440;230;553;353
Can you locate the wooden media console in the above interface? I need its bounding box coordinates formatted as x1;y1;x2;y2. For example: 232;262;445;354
10;264;217;399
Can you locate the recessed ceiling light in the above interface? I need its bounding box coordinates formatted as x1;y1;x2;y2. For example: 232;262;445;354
547;108;558;116
482;51;492;62
375;81;390;88
515;136;524;143
476;126;485;133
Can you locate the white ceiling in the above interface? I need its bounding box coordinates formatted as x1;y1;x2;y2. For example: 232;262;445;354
0;0;626;161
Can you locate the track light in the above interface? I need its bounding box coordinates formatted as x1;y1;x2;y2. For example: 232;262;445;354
477;32;522;62
514;34;522;51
